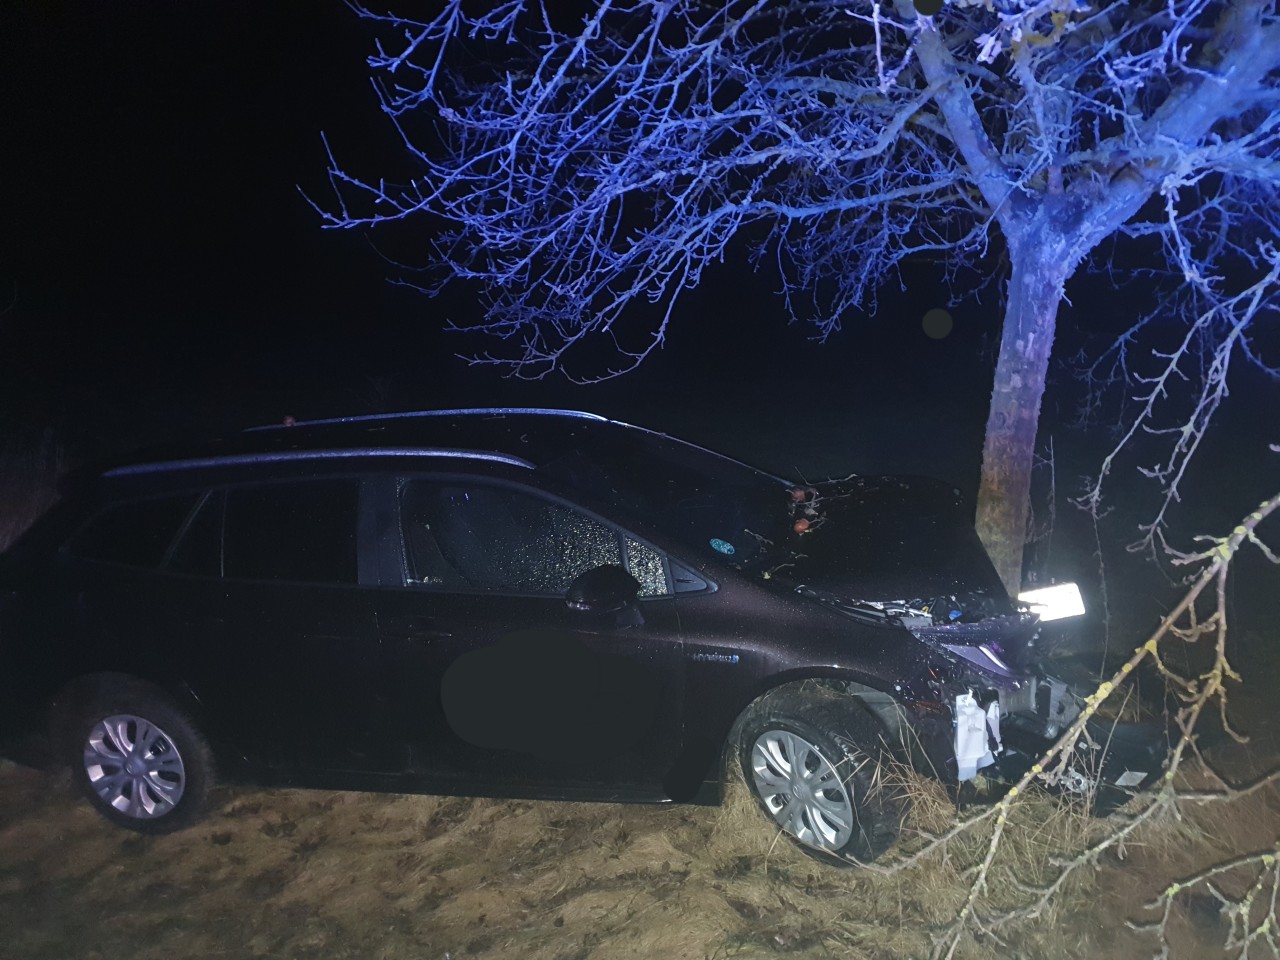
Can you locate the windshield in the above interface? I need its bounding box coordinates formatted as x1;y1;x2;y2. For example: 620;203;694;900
543;426;792;567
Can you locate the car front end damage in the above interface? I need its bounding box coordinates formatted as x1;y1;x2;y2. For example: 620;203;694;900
893;601;1164;811
776;478;1167;812
800;587;1168;813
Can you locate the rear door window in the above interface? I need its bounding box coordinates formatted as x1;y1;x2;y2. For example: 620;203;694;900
223;480;359;584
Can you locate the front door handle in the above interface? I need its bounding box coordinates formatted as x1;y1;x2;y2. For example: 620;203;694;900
386;615;452;640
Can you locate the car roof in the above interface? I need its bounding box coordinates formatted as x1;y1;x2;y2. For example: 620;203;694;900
98;408;690;480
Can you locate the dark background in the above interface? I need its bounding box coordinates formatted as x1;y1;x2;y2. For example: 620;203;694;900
3;2;1277;645
1;2;1027;440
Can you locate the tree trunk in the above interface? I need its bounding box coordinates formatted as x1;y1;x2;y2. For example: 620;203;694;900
975;244;1069;595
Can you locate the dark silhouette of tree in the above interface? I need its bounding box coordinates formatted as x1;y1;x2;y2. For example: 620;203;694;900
316;0;1280;591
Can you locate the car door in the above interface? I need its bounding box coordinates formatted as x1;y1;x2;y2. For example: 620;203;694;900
371;475;686;800
168;478;395;774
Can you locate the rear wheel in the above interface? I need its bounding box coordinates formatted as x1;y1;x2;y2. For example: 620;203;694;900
738;688;907;866
70;683;215;833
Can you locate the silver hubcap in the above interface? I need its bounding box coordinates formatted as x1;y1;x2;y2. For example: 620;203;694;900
83;714;186;820
750;730;854;852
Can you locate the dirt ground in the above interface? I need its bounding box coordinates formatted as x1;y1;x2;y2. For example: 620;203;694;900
2;738;1277;960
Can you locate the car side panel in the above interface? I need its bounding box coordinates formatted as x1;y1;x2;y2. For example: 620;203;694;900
667;566;938;798
374;587;685;799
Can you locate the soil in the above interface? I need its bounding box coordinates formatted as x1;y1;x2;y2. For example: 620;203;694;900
2;727;1277;960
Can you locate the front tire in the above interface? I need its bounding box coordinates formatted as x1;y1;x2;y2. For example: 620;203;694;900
70;684;215;833
738;688;907;866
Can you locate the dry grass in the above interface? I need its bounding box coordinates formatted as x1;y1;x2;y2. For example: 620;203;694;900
1;673;1275;960
0;757;1145;960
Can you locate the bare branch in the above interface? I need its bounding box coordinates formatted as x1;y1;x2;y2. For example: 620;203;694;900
931;486;1280;958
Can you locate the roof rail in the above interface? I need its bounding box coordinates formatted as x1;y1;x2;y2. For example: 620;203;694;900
243;407;609;433
105;447;537;477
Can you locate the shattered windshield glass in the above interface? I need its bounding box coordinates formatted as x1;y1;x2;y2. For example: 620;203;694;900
543;427;793;567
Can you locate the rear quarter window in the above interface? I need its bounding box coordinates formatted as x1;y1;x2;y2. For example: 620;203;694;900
64;493;201;568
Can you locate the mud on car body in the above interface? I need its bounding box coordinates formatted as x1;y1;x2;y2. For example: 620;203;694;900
0;408;1164;865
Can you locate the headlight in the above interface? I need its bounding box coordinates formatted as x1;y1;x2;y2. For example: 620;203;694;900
1017;582;1085;622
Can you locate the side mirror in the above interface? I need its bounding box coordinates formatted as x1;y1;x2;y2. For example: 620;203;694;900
566;564;641;614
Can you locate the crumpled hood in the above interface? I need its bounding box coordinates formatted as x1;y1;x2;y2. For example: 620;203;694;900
775;476;1014;615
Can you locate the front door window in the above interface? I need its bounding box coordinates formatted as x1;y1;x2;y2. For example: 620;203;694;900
399;480;669;595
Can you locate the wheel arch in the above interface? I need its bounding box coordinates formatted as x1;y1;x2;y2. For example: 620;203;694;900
49;671;208;760
682;675;915;804
726;677;909;759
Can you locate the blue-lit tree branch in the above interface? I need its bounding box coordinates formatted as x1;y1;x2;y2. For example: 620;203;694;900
314;0;1280;588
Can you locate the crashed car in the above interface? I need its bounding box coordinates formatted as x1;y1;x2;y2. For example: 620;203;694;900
0;408;1163;864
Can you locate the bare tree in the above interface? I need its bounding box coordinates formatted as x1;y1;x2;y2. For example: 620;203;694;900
315;0;1280;592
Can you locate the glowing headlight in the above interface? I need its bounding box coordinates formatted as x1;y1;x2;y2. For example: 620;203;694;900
1017;582;1085;622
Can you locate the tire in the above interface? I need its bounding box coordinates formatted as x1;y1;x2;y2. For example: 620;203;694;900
69;682;215;833
738;688;907;866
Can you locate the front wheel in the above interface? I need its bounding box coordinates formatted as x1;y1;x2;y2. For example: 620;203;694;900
70;684;215;833
738;689;907;866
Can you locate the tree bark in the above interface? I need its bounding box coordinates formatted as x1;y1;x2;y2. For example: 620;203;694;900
975;240;1070;595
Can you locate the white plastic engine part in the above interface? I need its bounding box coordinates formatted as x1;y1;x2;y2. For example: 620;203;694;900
955;693;997;781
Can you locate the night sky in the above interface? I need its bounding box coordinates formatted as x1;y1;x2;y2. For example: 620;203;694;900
2;2;1016;444
4;4;406;428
